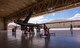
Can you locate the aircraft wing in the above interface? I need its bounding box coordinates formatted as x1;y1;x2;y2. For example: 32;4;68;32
14;20;41;27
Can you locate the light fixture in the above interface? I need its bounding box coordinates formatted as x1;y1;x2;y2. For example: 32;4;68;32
48;7;53;10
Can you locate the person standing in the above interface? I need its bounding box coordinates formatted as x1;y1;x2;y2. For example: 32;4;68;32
70;24;73;36
43;24;50;36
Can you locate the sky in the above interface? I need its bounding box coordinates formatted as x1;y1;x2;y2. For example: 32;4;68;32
8;7;80;26
28;7;80;24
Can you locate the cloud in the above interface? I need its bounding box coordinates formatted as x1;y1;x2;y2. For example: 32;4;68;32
68;13;80;20
28;13;55;23
52;13;55;16
43;19;47;21
28;15;44;23
46;17;49;18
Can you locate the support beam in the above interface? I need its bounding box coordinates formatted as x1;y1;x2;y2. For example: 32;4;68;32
6;0;80;21
0;18;7;30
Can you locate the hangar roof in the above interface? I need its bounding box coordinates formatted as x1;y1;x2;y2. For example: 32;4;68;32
0;0;80;21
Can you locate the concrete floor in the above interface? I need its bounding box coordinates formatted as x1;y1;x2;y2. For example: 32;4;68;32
0;30;80;48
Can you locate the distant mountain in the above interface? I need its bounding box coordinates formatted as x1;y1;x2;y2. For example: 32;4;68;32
68;13;80;20
51;19;66;22
45;19;67;23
